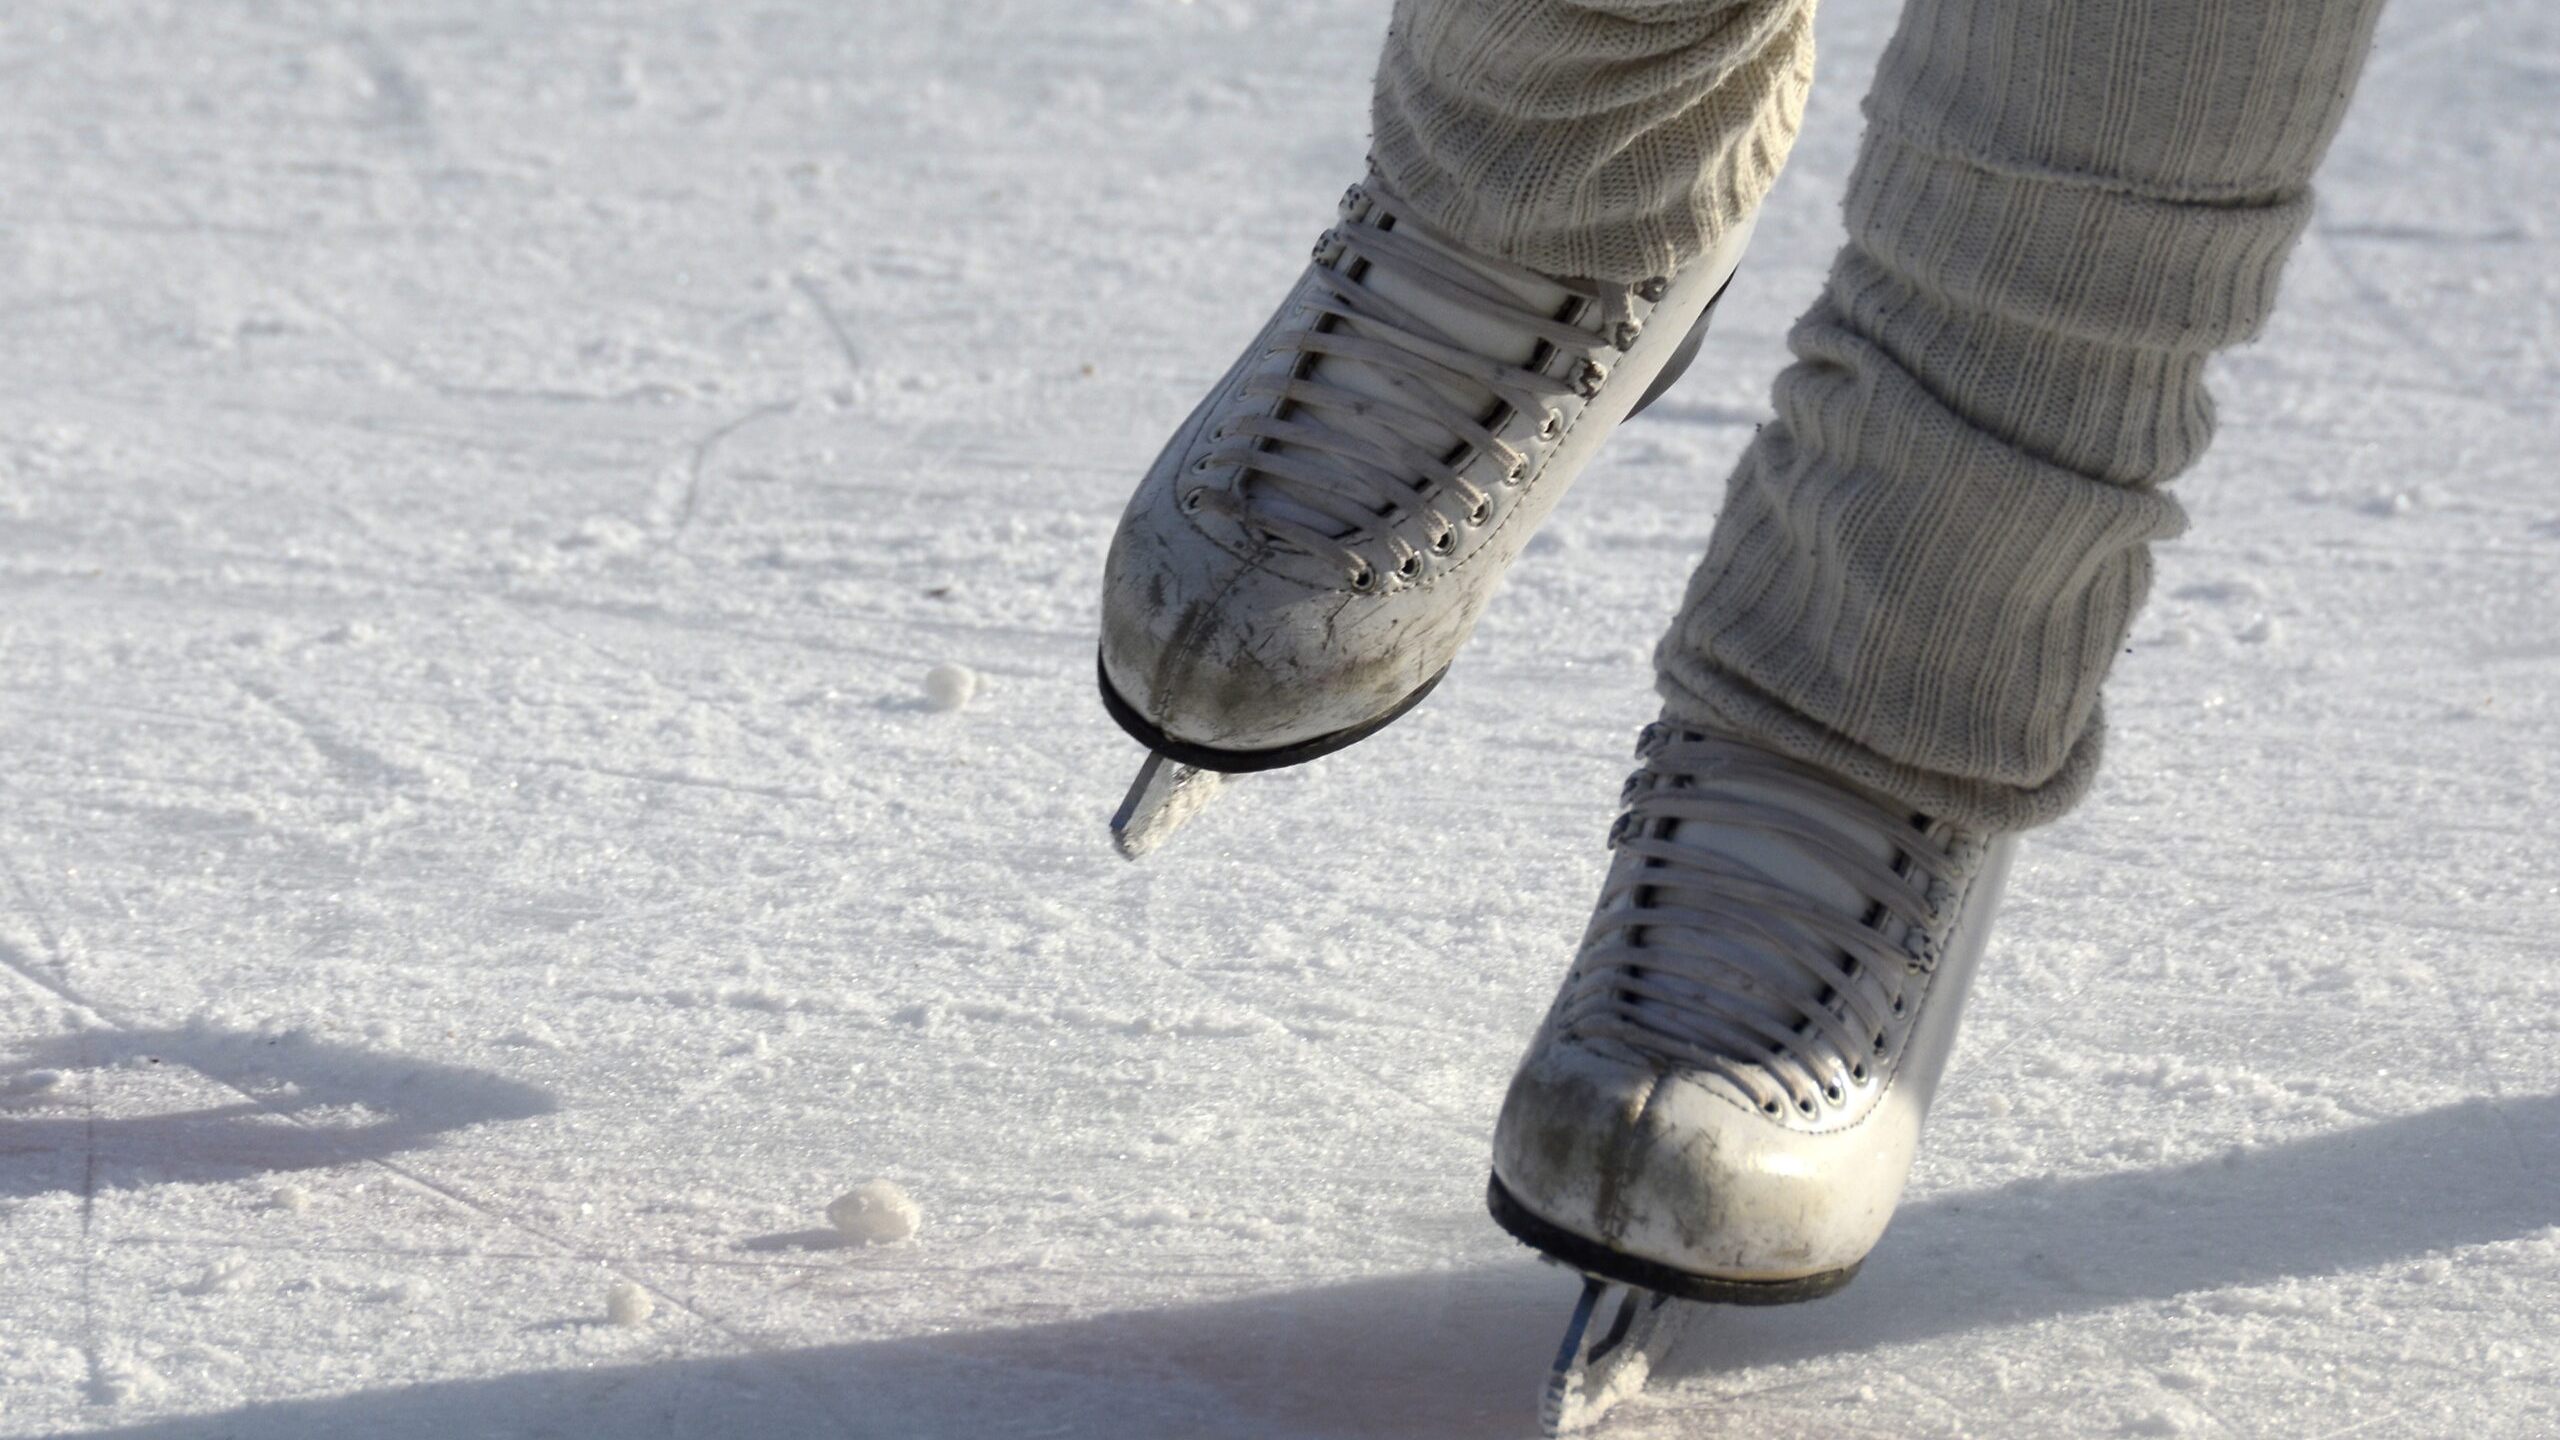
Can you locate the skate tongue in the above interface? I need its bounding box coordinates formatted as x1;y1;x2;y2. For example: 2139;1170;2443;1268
1247;201;1584;543
1662;777;1892;922
1637;750;1929;1063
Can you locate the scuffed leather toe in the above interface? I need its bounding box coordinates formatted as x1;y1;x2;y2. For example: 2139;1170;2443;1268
1491;1032;1913;1282
1100;486;1451;756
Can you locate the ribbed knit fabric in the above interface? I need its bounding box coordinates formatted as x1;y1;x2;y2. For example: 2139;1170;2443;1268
1370;0;1816;283
1654;0;2387;830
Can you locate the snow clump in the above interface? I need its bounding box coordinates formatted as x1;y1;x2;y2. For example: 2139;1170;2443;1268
606;1281;655;1327
827;1180;922;1244
921;663;977;711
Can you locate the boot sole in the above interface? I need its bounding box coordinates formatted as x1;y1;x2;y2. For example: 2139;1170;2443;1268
1487;1173;1862;1306
1097;651;1449;773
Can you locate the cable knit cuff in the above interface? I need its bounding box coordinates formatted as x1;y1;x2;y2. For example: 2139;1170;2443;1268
1369;0;1816;282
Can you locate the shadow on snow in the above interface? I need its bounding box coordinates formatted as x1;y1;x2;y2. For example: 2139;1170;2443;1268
0;1026;555;1200
60;1089;2560;1439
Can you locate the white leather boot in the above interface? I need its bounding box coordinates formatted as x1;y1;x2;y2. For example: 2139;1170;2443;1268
1099;180;1753;771
1490;723;2016;1300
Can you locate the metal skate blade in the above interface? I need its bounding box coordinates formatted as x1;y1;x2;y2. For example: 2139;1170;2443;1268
1109;750;1228;861
1542;1273;1684;1436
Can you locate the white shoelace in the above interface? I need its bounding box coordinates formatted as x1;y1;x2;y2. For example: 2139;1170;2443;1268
1559;728;1976;1119
1187;183;1640;588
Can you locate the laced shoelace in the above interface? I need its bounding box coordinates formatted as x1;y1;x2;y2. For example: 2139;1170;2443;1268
1559;729;1975;1120
1186;184;1637;589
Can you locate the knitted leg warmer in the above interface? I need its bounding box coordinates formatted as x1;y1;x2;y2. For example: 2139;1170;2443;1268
1370;0;1818;283
1656;0;2388;829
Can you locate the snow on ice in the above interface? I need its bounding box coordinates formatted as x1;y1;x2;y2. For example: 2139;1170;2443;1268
922;662;980;712
827;1181;923;1245
0;0;2554;1437
605;1282;656;1329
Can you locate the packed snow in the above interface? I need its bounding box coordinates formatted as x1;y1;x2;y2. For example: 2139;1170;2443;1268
0;0;2554;1437
827;1181;923;1246
920;663;979;714
605;1281;656;1330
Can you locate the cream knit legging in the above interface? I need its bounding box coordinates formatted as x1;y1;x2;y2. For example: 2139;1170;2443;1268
1374;0;2387;830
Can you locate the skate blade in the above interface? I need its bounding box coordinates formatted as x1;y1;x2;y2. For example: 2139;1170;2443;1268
1109;750;1228;861
1542;1273;1685;1437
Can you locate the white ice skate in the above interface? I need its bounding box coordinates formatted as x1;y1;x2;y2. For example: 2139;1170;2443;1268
1488;723;2016;1433
1099;180;1753;859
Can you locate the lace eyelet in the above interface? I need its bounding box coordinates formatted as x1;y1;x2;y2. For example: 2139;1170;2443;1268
1191;455;1213;473
1850;1064;1869;1084
1395;553;1420;579
1761;1100;1783;1116
1466;498;1491;526
1634;277;1669;303
1347;565;1376;593
1824;1083;1845;1105
1891;997;1907;1017
1795;1098;1817;1116
1537;411;1563;443
1612;321;1643;351
1577;361;1607;397
1180;488;1206;514
1429;530;1454;555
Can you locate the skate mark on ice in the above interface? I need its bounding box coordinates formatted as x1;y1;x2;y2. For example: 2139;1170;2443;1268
232;677;425;789
660;399;798;545
792;274;865;379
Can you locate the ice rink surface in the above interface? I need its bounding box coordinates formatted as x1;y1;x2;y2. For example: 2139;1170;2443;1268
1;1;2554;1435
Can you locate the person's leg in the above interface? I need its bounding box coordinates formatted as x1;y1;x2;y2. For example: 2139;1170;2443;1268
1658;0;2391;831
1494;0;2389;1293
1098;0;1824;825
1371;0;1816;282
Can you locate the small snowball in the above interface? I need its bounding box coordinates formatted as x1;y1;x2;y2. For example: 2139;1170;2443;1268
827;1180;922;1244
921;663;978;712
606;1281;655;1328
271;1184;313;1212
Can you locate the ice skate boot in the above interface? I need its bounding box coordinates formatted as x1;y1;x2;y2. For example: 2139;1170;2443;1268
1487;723;2016;1433
1099;180;1752;858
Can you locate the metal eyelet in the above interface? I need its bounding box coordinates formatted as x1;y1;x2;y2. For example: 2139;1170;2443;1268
1634;277;1669;303
1429;529;1455;555
1795;1098;1817;1116
1180;488;1206;514
1347;565;1376;593
1850;1064;1869;1084
1577;361;1607;397
1824;1082;1845;1105
1395;552;1420;579
1537;410;1563;442
1466;497;1491;526
1191;455;1213;473
1761;1099;1784;1117
1612;321;1643;351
